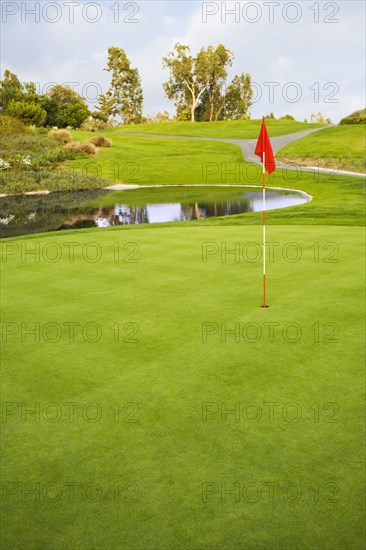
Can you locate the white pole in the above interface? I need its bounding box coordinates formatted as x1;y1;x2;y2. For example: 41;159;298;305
263;151;266;278
262;151;267;307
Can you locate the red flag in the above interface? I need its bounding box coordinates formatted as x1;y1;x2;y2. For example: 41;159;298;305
255;117;276;175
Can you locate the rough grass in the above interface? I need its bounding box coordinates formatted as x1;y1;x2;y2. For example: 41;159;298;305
64;141;98;156
86;135;113;148
47;129;72;142
0;130;107;194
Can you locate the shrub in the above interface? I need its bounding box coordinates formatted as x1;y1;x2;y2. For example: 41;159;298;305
339;108;366;125
55;102;90;129
0;115;27;137
6;99;47;126
279;114;295;120
86;135;113;147
64;141;98;156
48;129;72;142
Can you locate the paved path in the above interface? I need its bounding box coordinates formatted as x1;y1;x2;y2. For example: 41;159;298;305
119;127;365;178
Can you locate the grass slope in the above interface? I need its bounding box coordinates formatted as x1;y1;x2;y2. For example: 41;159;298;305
112;119;324;139
70;130;248;185
1;225;365;549
277;125;366;173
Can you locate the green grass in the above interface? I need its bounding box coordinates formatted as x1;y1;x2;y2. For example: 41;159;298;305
1;118;365;549
277;125;366;173
111;118;324;139
1;224;365;549
70;130;249;185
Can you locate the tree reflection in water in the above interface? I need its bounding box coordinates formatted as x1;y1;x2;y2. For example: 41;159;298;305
180;200;252;220
1;189;305;238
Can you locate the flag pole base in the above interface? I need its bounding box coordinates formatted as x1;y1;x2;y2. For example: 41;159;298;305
260;305;269;308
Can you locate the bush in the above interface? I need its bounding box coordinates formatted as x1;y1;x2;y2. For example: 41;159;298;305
0;115;27;137
64;141;98;156
86;135;113;147
339;108;366;125
48;129;72;142
55;102;90;129
6;99;47;126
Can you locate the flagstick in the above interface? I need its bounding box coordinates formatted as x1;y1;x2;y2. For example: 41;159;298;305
261;151;268;308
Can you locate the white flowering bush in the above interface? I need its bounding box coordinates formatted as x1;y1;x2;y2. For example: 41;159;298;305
0;154;32;171
0;158;11;171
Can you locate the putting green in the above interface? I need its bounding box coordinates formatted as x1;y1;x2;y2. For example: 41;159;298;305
1;224;364;549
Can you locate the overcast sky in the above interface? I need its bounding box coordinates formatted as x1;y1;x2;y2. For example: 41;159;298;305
1;0;365;122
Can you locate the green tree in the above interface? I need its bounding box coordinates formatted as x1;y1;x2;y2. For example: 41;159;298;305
44;85;89;128
204;45;234;121
55;103;90;128
163;43;233;122
0;70;24;112
103;47;143;124
47;84;83;105
223;73;253;120
95;92;115;121
7;99;47;126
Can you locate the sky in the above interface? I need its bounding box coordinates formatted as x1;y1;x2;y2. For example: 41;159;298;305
1;0;365;122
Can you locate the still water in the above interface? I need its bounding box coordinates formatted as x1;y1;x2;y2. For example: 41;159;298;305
0;187;308;238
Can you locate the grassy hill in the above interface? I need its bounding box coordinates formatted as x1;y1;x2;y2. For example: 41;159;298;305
114;119;324;139
277;125;366;173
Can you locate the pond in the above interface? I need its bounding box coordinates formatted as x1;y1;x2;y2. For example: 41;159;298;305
0;186;309;238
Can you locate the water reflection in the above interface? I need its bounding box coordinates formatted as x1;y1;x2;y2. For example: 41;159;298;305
0;188;308;238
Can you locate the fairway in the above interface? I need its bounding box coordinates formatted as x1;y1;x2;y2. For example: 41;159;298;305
1;224;365;549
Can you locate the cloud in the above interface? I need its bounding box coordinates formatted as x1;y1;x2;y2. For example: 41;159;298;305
1;0;365;122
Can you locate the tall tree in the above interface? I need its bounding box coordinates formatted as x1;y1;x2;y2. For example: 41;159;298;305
201;44;233;121
103;47;143;125
223;73;253;120
162;43;233;122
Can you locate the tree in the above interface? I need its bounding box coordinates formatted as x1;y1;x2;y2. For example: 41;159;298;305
47;84;83;105
44;85;89;127
310;112;332;124
197;45;234;121
7;99;46;126
0;70;23;112
95;92;115;120
163;43;233;122
144;110;172;123
55;103;90;128
103;47;143;124
223;73;253;120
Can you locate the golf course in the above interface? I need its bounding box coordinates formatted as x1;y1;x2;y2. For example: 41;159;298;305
1;118;365;549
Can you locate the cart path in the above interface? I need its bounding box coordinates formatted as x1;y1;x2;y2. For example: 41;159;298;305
119;127;365;177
